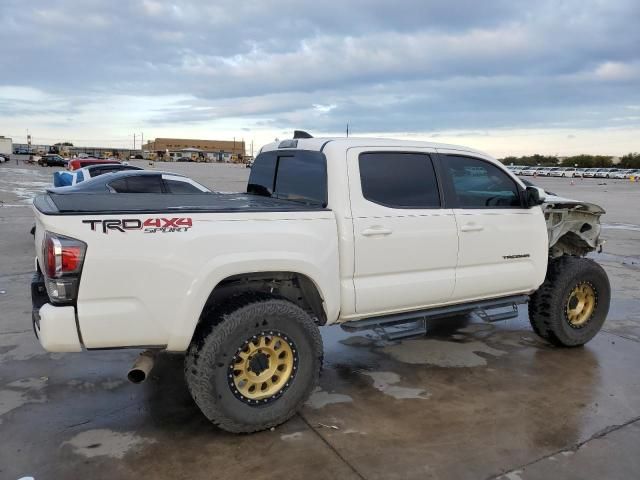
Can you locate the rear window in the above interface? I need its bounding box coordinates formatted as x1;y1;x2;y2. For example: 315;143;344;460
164;179;204;193
108;175;164;193
248;150;327;206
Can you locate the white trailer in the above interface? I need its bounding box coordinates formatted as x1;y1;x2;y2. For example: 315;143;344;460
0;136;12;156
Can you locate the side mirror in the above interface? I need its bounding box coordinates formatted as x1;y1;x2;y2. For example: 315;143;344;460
525;185;546;207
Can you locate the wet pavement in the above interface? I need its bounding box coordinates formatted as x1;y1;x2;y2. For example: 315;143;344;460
1;161;639;479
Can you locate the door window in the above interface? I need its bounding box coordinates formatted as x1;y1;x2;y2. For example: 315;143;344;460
359;152;440;208
444;156;522;208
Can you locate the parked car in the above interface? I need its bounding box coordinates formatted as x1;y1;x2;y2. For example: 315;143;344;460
583;168;599;178
546;167;562;177
552;167;577;177
594;168;617;178
38;154;67;167
67;158;121;171
611;169;634;179
520;166;540;176
573;168;587;177
176;157;193;162
48;170;211;194
53;163;143;187
32;135;609;433
0;153;9;163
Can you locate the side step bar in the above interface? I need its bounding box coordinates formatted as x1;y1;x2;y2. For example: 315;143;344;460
340;295;529;337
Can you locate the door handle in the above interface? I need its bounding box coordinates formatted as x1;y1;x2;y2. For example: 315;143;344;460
361;226;393;236
460;224;484;232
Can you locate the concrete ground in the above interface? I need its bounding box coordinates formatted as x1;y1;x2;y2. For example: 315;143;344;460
1;159;639;480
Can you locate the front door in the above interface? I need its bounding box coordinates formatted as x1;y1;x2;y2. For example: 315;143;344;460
438;152;548;301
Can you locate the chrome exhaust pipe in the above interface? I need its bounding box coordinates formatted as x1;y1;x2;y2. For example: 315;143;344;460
127;350;156;384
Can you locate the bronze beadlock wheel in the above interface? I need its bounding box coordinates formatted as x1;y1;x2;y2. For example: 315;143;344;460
529;256;610;347
565;282;597;328
228;331;298;405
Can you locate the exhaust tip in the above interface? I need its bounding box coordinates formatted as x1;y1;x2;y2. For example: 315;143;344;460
127;350;156;384
127;369;147;384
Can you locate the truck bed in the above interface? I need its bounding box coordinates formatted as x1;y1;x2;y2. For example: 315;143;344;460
34;192;328;215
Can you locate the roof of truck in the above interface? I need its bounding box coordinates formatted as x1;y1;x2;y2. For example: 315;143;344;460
259;136;492;159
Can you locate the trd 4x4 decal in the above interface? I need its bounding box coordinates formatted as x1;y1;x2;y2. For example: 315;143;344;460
83;218;193;234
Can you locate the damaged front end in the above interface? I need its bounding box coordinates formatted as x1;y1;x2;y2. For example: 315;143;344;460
543;195;605;258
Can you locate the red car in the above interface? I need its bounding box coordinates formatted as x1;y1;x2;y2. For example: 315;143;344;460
67;158;121;171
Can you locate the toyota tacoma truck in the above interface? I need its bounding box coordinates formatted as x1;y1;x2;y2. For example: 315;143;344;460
31;134;610;433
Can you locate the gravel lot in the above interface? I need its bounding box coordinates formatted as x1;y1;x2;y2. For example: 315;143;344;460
1;158;639;480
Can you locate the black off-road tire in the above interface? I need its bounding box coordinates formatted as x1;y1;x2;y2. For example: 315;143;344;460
184;293;323;433
529;256;610;347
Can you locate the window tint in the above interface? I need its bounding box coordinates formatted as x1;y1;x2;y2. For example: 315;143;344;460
248;150;327;206
274;154;326;205
444;156;521;208
359;152;440;208
109;175;163;193
247;151;277;196
164;179;203;193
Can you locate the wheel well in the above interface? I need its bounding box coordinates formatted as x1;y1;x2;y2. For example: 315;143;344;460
199;272;327;327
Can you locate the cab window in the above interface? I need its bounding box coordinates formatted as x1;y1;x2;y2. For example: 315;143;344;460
358;152;440;208
443;155;522;208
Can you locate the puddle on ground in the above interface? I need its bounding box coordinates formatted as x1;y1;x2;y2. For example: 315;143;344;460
0;332;49;362
66;379;126;391
602;223;640;233
590;252;640;269
382;339;506;367
63;429;157;459
305;387;353;409
0;377;48;421
280;432;304;441
359;371;430;400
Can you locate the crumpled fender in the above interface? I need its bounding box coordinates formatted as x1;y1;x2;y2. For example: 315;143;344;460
542;194;605;256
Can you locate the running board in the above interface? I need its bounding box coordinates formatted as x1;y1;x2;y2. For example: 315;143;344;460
340;295;529;336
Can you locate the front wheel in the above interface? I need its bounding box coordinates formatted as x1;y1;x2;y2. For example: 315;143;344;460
185;293;323;433
529;257;610;346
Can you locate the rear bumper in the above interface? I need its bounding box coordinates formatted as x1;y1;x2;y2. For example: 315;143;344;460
31;272;82;352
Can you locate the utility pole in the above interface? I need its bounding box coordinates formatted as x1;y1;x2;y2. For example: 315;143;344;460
346;123;349;137
133;133;136;151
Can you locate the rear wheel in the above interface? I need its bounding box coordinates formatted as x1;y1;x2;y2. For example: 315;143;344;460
185;293;323;433
529;257;610;346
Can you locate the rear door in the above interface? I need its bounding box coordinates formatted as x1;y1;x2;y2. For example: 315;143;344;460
438;152;548;301
348;148;458;315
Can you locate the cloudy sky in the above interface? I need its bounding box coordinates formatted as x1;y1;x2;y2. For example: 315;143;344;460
1;0;639;156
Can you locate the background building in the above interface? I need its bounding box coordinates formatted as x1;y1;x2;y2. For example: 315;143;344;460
143;138;246;163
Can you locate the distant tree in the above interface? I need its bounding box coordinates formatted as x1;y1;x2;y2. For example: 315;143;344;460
619;153;640;169
501;156;519;165
561;155;613;168
499;154;558;166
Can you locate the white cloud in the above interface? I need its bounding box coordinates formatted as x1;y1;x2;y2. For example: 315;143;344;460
0;0;638;155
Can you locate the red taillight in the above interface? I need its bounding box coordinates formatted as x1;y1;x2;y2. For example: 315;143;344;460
45;236;57;277
61;246;82;272
43;233;86;278
42;232;87;304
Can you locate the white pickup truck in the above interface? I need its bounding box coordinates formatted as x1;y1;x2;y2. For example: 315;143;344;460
31;134;610;433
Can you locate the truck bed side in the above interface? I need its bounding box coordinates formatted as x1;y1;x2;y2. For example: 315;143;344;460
33;194;340;351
